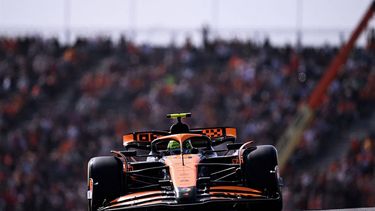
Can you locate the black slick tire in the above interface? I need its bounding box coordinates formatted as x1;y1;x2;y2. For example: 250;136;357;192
87;156;124;211
243;145;282;211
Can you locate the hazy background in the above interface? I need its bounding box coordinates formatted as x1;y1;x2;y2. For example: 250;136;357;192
0;0;374;45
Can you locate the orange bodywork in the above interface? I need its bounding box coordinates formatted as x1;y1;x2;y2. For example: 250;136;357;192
208;186;264;198
113;190;163;203
225;128;237;137
159;134;202;188
210;186;262;194
164;154;200;188
122;134;134;144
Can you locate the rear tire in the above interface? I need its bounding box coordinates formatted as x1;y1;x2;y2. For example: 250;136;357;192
87;156;124;211
243;145;282;210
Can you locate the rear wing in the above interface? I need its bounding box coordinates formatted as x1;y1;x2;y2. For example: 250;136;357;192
191;127;237;139
193;127;237;146
122;127;237;148
122;131;169;149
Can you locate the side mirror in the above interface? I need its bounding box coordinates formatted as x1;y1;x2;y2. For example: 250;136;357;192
227;143;243;150
125;142;151;151
137;144;151;151
223;137;236;143
212;136;236;146
120;150;137;156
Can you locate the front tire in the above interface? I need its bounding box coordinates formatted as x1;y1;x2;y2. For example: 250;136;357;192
87;156;124;211
243;145;282;210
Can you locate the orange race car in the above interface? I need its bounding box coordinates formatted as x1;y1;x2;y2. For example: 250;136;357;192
87;113;283;211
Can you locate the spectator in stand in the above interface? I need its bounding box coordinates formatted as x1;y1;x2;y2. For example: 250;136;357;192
286;135;375;210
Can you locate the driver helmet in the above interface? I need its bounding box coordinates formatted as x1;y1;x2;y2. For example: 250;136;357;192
167;140;181;154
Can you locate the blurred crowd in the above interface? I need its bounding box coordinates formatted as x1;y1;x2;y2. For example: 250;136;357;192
284;135;375;209
0;35;374;210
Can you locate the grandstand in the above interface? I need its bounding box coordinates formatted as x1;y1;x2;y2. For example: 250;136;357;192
0;1;375;211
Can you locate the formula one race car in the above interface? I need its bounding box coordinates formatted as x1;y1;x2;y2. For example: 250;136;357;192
87;113;282;211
